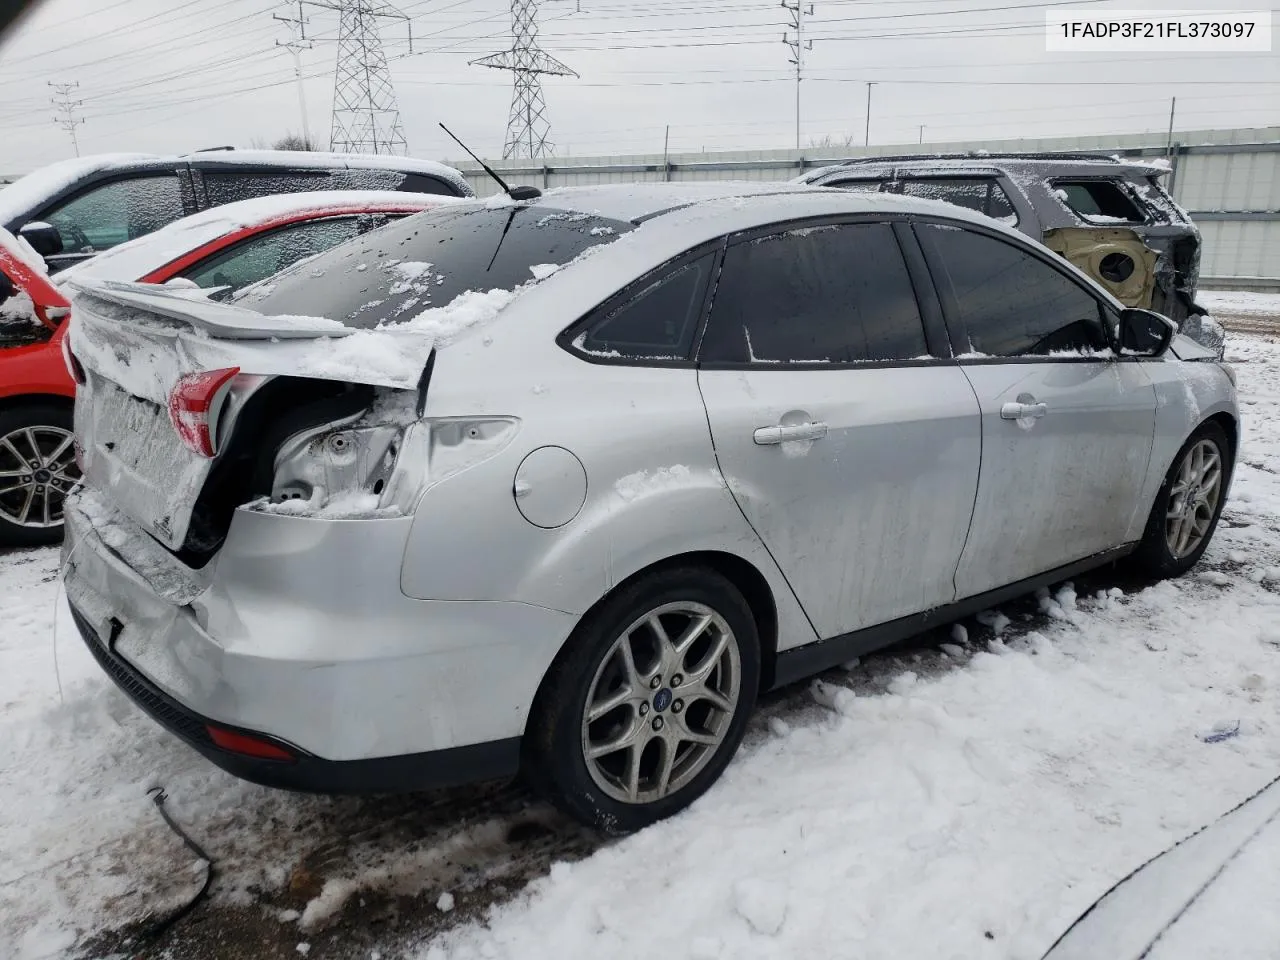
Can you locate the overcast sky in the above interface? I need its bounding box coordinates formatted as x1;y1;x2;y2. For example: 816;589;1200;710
0;0;1275;172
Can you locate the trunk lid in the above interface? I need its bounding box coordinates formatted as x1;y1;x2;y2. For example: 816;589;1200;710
66;279;433;551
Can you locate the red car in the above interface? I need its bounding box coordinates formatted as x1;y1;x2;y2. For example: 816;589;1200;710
0;190;454;545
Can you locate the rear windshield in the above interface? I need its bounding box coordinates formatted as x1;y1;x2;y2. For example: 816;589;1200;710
1052;180;1146;225
237;203;633;329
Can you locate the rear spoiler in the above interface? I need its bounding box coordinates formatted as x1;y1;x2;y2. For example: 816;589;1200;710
62;278;353;340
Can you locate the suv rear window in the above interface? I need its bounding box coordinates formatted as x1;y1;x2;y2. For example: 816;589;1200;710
239;205;633;329
1053;180;1145;225
899;178;1017;225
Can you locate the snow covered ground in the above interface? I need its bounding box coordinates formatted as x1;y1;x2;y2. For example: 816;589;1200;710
2;333;1280;959
1202;290;1280;336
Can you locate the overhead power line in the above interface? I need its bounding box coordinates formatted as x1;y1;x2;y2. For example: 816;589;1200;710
49;81;84;157
472;0;578;159
782;0;814;151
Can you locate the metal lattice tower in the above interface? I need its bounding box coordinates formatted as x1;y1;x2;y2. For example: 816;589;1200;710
307;1;410;155
471;0;577;159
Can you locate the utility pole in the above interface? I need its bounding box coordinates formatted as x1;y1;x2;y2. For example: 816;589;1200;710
472;0;578;159
49;81;84;157
274;1;315;148
918;124;925;144
1164;96;1177;159
782;0;813;151
298;1;412;155
864;81;875;147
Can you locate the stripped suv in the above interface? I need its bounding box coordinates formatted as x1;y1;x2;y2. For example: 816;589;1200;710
62;183;1238;832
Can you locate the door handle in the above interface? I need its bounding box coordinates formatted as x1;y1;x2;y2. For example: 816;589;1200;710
1000;401;1048;420
753;421;828;445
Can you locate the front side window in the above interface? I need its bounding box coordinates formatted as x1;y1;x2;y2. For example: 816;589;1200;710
576;254;714;360
42;175;185;255
899;178;1017;225
917;223;1108;357
181;217;365;297
1052;179;1145;225
699;222;928;364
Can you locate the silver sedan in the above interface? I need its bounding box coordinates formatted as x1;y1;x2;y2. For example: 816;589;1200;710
62;182;1237;832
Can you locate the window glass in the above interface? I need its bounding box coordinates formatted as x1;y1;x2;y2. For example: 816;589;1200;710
578;254;713;360
918;223;1108;357
42;175;185;254
699;222;927;364
899;178;1016;225
183;217;362;297
241;205;632;329
204;171;335;206
828;178;887;193
1053;180;1145;224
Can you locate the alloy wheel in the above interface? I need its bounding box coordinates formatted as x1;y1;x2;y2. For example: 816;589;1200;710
581;601;742;805
1164;438;1223;560
0;425;80;530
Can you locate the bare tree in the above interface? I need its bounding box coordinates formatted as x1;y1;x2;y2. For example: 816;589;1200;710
808;133;859;150
272;132;318;151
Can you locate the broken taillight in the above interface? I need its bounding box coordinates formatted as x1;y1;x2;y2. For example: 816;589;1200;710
168;367;240;458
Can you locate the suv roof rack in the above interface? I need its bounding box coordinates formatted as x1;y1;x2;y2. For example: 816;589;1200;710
193;145;236;152
823;150;1140;168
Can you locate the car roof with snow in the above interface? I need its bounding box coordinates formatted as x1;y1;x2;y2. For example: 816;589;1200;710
0;150;472;229
799;153;1170;183
59;189;462;287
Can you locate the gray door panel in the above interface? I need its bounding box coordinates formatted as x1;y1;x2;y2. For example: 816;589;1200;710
955;360;1157;599
698;367;981;639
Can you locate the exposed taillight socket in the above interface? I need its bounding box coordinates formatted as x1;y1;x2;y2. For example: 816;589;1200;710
168;367;240;458
205;725;297;762
61;333;86;385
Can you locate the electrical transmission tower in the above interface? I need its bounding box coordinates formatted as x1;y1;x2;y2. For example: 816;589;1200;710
49;81;85;157
471;0;578;160
274;1;315;149
782;0;813;150
296;1;412;155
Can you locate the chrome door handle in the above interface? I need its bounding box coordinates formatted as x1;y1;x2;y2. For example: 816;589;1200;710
1000;401;1047;420
753;422;828;445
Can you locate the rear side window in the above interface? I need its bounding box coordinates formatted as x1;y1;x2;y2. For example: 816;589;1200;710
204;171;335;205
899;178;1017;225
575;253;714;360
699;222;927;364
1053;180;1145;224
399;172;463;197
826;178;887;193
917;223;1107;357
181;217;365;297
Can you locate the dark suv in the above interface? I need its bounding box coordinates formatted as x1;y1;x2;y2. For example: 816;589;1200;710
0;148;474;273
797;154;1213;342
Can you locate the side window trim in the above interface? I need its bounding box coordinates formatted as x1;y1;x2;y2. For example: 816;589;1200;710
557;239;725;368
911;216;1115;364
697;213;938;371
891;220;952;359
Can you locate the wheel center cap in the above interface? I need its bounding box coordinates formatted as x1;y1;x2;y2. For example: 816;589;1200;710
33;468;51;483
652;688;673;712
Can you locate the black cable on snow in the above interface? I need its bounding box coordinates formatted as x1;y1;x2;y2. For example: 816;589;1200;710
135;787;216;943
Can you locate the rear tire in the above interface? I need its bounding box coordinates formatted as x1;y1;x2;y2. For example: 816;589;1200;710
1130;420;1231;579
523;566;760;834
0;402;79;547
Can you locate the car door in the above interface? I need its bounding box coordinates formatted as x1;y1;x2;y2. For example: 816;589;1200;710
696;219;982;641
912;219;1158;600
36;171;191;272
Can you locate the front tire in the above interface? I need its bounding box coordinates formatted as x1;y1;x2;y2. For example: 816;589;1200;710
0;402;79;547
1131;420;1231;579
524;566;760;834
